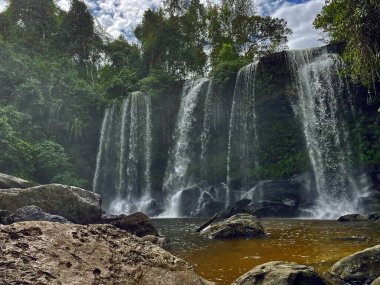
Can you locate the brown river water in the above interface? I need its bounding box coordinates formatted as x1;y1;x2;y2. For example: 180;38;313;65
151;218;380;285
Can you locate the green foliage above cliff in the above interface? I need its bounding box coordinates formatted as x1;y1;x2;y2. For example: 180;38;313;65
314;0;380;100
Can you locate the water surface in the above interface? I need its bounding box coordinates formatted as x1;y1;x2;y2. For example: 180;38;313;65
152;218;380;284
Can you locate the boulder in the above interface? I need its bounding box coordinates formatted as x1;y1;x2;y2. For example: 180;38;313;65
110;212;158;237
100;211;127;223
177;186;202;216
0;221;212;285
0;184;102;224
368;212;380;222
243;179;307;218
218;198;253;220
372;277;380;285
359;192;380;212
231;261;327;285
328;244;380;285
0;173;36;189
337;214;368;222
5;205;69;224
201;213;266;239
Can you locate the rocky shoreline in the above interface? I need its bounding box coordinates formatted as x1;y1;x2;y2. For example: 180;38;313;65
1;173;380;285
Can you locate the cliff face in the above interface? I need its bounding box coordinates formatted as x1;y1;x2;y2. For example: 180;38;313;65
94;45;375;218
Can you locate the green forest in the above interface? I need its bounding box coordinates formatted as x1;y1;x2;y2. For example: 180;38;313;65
0;0;379;188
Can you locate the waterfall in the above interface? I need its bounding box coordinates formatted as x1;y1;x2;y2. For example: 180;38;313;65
93;92;154;215
226;63;259;206
162;78;210;216
287;49;365;219
163;79;210;193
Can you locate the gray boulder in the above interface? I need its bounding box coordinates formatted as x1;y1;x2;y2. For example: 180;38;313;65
0;221;213;285
231;261;327;285
328;244;380;284
201;213;266;239
0;173;35;189
6;205;69;224
0;184;102;224
110;212;158;237
337;214;368;222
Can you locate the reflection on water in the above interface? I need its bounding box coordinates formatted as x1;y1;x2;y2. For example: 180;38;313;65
151;218;380;285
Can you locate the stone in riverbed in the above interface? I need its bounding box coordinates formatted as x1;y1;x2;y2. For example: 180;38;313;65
328;244;380;285
0;221;212;285
5;205;70;224
0;184;102;224
337;214;368;222
110;212;158;237
201;213;266;239
231;261;327;285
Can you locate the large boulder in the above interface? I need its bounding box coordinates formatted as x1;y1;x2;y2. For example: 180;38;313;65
338;214;368;222
0;221;212;285
5;205;69;224
328;244;380;284
231;261;327;285
0;173;36;189
201;213;266;239
110;212;158;237
0;184;102;224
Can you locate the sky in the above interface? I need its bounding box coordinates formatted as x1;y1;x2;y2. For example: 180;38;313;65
0;0;325;50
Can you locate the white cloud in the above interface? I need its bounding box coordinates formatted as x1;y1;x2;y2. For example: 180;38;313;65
0;0;325;50
270;0;324;49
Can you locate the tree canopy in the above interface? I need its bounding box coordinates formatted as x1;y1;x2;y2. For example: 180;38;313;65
314;0;380;102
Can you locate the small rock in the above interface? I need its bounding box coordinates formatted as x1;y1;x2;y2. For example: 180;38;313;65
6;205;69;224
231;261;327;285
328;244;380;285
110;212;158;237
201;213;266;239
337;214;368;222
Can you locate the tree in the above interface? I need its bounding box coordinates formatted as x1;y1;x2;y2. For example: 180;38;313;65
314;0;380;102
207;0;291;67
135;0;207;77
3;0;58;44
61;0;100;61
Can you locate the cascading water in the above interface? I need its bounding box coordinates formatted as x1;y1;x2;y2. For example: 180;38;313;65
162;78;210;216
287;48;366;219
226;62;259;207
93;91;154;215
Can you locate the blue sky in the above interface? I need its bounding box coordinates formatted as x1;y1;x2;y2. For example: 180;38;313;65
0;0;325;49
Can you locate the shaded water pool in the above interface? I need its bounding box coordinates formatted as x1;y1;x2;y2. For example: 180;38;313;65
151;218;380;285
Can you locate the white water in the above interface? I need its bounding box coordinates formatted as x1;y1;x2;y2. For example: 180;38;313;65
287;49;366;219
226;62;259;207
93;92;153;214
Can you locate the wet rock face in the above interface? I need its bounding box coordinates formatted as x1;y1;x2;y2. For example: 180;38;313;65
201;213;266;239
0;222;212;285
0;184;102;224
328;244;380;285
0;173;36;189
231;261;327;285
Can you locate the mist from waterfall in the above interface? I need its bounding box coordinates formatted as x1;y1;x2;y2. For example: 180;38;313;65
287;48;367;219
93;91;153;214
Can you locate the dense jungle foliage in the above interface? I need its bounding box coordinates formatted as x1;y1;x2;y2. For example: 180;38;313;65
0;0;379;187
